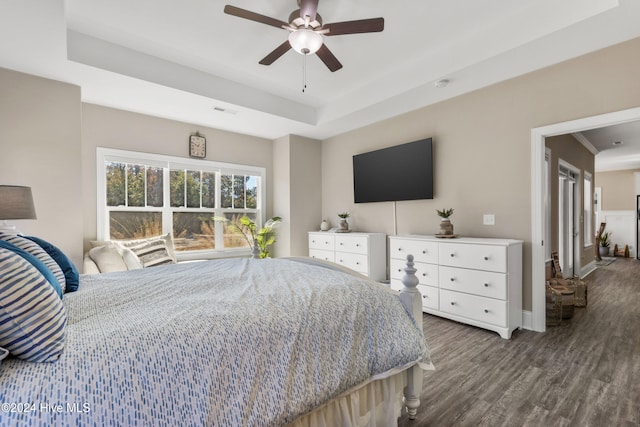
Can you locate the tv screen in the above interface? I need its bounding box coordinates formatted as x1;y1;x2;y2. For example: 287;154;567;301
353;138;433;203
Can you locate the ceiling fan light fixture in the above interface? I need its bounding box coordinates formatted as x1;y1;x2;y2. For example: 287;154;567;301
288;29;323;55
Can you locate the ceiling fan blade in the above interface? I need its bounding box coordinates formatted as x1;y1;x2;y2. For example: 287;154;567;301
323;17;384;36
259;41;292;66
299;0;319;23
224;5;289;29
316;44;343;72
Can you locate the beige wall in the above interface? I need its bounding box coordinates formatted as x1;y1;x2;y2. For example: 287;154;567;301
596;169;639;210
272;134;322;258
0;67;83;267
321;37;640;311
80;104;273;253
4;35;640;313
545;133;595;270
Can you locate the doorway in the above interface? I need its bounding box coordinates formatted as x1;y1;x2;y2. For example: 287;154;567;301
531;107;640;333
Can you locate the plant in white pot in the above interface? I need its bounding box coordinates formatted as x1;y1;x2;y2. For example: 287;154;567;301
337;211;350;232
436;208;455;236
599;230;611;257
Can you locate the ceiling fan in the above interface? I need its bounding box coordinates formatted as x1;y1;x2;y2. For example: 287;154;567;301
223;0;384;72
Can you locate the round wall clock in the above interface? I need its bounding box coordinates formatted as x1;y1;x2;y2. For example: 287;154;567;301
189;134;206;158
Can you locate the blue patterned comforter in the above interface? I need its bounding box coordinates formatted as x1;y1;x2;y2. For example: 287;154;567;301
0;258;429;426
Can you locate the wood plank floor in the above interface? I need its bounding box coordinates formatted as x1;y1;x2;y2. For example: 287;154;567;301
398;257;640;427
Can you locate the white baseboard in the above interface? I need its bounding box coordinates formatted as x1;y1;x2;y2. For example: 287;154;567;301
521;310;533;331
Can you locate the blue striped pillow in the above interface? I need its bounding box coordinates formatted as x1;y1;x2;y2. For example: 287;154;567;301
0;240;63;298
0;248;67;362
0;232;66;293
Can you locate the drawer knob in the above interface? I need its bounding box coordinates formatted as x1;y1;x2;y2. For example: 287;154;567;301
450;277;455;282
398;247;403;252
339;242;344;245
422;250;427;254
450;253;455;257
312;240;316;243
484;256;489;261
397;268;402;272
450;302;456;306
422;295;427;299
484;309;489;314
339;259;343;262
356;244;360;247
356;262;360;265
484;283;489;287
422;273;427;277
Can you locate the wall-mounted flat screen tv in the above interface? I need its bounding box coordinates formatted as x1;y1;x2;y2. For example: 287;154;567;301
353;138;433;203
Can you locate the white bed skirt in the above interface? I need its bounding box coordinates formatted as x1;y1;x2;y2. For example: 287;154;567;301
287;370;407;427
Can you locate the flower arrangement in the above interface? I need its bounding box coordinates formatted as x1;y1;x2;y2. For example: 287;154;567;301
337;211;350;219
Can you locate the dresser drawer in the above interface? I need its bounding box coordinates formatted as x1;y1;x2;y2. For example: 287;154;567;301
389;281;439;311
390;238;438;264
390;258;438;287
335;252;368;275
419;285;439;310
335;234;368;254
439;266;507;300
309;249;335;262
309;233;335;251
440;289;507;327
439;242;507;273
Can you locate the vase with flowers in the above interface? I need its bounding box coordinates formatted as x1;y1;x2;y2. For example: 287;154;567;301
436;208;455;237
337;212;350;233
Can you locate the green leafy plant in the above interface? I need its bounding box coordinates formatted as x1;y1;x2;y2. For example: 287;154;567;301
337;211;350;219
215;215;282;258
436;208;454;219
600;231;611;248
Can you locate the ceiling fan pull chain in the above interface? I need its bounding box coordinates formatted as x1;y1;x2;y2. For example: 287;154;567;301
302;54;307;93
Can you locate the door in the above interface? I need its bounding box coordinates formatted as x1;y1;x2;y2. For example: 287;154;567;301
558;163;580;276
637;195;640;260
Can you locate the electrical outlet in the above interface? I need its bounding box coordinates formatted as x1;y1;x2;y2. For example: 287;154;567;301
483;214;495;225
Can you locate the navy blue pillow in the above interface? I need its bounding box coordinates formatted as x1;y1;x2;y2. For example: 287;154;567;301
24;236;80;292
0;240;63;298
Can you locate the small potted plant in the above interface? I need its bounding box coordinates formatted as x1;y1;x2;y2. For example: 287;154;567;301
599;230;611;257
436;208;455;236
337;211;350;232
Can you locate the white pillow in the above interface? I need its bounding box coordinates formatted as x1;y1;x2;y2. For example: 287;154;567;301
88;244;137;273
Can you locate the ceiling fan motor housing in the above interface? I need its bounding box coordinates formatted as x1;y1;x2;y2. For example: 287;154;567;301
289;10;322;29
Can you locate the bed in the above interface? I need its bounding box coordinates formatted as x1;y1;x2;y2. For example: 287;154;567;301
0;251;431;426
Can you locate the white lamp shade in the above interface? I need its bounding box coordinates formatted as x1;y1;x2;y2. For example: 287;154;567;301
288;29;323;55
0;185;37;220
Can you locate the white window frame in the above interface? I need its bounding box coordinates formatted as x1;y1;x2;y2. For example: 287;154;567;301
96;147;266;261
584;172;593;247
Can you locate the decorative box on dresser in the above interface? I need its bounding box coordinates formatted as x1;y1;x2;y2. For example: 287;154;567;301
389;235;523;339
308;232;386;282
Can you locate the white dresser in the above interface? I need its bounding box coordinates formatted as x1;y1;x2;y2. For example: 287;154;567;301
308;232;386;282
389;235;522;339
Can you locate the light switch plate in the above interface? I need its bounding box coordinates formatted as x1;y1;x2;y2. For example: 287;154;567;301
483;214;495;225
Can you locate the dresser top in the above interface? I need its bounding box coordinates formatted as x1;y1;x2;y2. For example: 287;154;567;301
390;234;523;246
309;231;386;236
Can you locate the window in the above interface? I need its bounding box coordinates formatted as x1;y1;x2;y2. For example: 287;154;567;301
97;148;265;260
584;172;592;247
